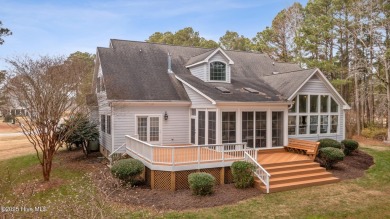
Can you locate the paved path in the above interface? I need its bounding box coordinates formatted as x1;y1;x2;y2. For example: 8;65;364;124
0;132;24;137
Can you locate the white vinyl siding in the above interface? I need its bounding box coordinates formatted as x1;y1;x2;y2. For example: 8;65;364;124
97;92;112;152
183;84;215;108
112;105;190;152
189;64;207;81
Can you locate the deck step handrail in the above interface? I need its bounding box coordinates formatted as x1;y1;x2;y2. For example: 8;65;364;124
125;135;248;167
244;151;271;193
108;143;126;166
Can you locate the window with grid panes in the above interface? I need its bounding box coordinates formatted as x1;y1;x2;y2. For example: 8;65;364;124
210;62;226;81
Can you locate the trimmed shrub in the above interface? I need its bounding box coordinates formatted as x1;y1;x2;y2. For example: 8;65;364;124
318;147;345;170
361;128;387;141
317;138;342;149
111;158;144;184
342;139;359;155
188;172;215;196
231;161;255;189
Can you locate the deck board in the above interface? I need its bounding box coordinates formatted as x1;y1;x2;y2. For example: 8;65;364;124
257;151;310;165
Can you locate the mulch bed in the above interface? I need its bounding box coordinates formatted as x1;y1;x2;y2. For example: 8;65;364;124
51;147;374;211
329;150;374;180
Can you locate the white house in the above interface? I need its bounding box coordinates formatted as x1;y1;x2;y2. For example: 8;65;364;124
88;40;349;192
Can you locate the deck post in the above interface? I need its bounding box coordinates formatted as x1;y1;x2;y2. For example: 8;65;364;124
170;171;176;191
150;170;155;189
220;167;225;185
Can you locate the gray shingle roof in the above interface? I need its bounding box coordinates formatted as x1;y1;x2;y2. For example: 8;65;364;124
263;69;316;99
185;49;215;66
96;40;309;102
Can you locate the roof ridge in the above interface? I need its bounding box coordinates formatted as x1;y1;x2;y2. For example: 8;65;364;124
110;39;216;50
264;68;315;77
109;39;270;56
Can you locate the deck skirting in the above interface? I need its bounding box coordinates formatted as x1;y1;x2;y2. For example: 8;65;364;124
144;166;233;191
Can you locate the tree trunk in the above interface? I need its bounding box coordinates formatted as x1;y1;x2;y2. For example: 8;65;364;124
355;70;361;135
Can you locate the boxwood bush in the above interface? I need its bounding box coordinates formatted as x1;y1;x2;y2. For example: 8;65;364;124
231;161;255;189
342;139;359;155
317;138;342;149
318;147;345;169
188;172;215;196
111;158;144;184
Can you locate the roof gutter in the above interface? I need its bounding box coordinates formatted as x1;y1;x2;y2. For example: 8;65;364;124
109;100;191;107
216;101;293;107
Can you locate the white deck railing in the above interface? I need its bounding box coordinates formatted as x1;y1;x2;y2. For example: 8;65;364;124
125;135;253;168
108;143;126;166
244;151;271;193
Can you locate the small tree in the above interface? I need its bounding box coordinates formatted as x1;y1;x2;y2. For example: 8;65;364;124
62;113;99;156
6;55;83;181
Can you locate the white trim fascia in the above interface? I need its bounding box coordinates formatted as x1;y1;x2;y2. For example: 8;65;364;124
110;101;191;107
175;75;217;105
287;68;351;110
216;101;292;107
185;61;207;68
185;48;234;68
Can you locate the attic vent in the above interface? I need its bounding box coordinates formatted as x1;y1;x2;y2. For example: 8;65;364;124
272;71;280;75
243;87;260;94
215;87;231;94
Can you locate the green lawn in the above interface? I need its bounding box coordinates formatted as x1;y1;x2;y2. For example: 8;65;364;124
0;144;389;218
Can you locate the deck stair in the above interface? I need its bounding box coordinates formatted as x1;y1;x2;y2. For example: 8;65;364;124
254;159;339;193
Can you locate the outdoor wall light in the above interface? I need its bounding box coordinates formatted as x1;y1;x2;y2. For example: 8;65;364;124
164;111;168;120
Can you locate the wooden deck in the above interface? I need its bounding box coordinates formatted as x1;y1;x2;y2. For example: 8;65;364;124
255;149;339;193
257;149;311;165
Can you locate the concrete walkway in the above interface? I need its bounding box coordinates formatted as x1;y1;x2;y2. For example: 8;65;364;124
0;132;24;137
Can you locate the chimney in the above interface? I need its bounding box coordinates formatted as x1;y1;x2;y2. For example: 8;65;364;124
168;52;173;73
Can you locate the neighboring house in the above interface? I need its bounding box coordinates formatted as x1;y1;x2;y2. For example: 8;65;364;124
88;39;350;192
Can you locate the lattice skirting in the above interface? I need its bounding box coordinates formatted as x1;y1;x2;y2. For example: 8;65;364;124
148;167;233;191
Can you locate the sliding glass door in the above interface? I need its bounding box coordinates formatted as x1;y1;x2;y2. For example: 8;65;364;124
242;111;267;148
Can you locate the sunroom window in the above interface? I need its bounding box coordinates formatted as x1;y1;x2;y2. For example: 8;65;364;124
289;94;339;136
210;62;226;81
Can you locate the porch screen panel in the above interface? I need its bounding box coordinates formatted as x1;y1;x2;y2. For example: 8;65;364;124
242;112;254;148
272;112;284;147
137;117;147;141
222;112;236;143
198;111;205;145
149;117;159;142
208;111;216;144
255;112;267;148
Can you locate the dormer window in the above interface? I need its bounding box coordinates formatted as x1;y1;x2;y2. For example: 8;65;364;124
210;62;226;81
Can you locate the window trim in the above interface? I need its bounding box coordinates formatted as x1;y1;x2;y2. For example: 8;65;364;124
134;114;162;144
288;93;340;136
209;61;228;82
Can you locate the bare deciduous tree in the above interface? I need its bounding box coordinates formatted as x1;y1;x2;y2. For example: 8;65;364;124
6;55;83;181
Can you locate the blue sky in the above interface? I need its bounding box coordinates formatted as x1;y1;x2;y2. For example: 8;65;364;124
0;0;308;70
